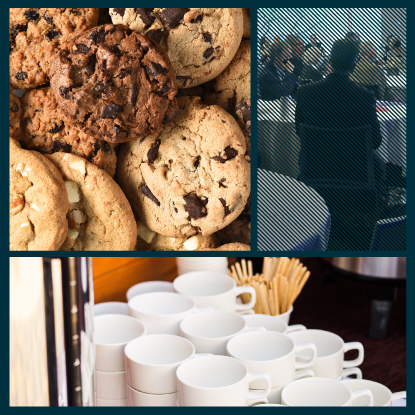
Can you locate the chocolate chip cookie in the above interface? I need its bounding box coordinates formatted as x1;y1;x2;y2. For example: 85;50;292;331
117;96;250;237
109;8;243;88
50;24;178;144
10;138;69;251
199;242;250;251
204;40;250;116
9;8;99;89
235;99;251;155
20;87;117;177
46;153;137;251
10;86;21;139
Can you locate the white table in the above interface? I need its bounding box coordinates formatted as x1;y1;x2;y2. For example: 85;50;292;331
258;169;331;251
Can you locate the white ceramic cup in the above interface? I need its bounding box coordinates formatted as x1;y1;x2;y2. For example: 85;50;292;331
96;397;127;407
243;314;306;335
173;272;256;312
274;305;293;324
126;385;177;407
337;367;363;381
94;314;146;372
341;379;406;407
281;377;374;406
128;292;212;335
125;334;210;394
180;310;265;355
94;301;128;316
126;281;174;301
250;369;315;404
176;355;272;406
95;370;126;400
287;329;364;380
226;331;317;389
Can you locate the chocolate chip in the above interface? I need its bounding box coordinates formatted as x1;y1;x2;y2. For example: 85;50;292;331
203;33;213;43
48;122;65;133
140;135;148;143
11;24;28;37
212;147;238;163
146;29;164;44
45;29;60;41
204;48;214;59
163;108;179;125
220;178;226;182
135;8;155;26
94;81;110;95
112;44;121;55
174;207;178;213
101;140;112;154
73;44;90;54
157;8;187;28
236;101;251;123
52;140;71;153
24;10;39;21
85;54;96;74
102;104;122;118
84;112;92;122
43;12;53;24
60;86;71;99
176;76;192;86
10;103;19;113
145;62;168;79
131;84;138;105
227;96;237;115
113;8;125;16
88;27;107;44
219;181;227;188
141;185;160;206
194;156;201;169
190;15;203;23
15;72;27;81
219;198;231;215
184;193;207;219
147;139;161;163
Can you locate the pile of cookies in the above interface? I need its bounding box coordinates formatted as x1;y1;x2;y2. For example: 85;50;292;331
9;8;251;251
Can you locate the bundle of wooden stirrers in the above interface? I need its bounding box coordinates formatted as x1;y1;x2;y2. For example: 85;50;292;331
229;257;310;315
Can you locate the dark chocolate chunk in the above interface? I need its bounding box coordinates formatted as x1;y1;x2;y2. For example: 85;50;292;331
119;68;131;79
88;27;107;44
147;139;161;163
204;48;214;59
227;96;237;115
15;72;27;81
113;8;125;16
48;122;65;133
145;62;168;79
176;75;192;86
146;29;164;44
212;147;238;163
94;81;111;95
194;156;201;169
24;10;39;21
190;15;203;23
43;12;53;24
85;54;96;74
219;198;231;215
11;24;28;37
73;44;90;54
45;29;60;41
102;104;122;118
184;193;207;219
236;101;251;122
10;103;19;113
157;8;187;28
203;33;213;43
101;140;112;154
52;140;71;153
135;8;155;26
141;184;160;206
131;84;138;105
60;86;71;99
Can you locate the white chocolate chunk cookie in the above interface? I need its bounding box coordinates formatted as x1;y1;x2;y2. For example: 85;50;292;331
117;96;251;238
10;138;69;251
47;153;137;251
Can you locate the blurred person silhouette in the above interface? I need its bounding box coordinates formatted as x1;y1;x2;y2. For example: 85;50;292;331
301;47;324;82
285;34;305;77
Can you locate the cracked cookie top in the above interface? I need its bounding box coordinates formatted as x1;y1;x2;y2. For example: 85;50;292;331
50;24;179;144
109;8;243;88
9;8;99;89
117;96;250;238
46;152;137;251
10;138;69;251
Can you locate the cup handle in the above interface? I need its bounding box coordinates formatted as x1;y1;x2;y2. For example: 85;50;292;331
294;369;315;380
247;398;268;406
194;307;214;314
247;373;272;400
235;286;256;311
294;342;317;370
340;367;362;380
246;326;267;332
350;389;374;406
391;391;406;404
285;324;307;334
343;342;364;368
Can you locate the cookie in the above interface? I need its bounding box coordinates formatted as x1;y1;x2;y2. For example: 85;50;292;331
135;220;219;251
204;39;250;116
10;138;69;251
215;213;250;245
117;96;251;238
9;8;99;89
235;99;251;154
242;9;251;39
46;152;137;251
109;8;243;88
199;242;250;251
10;86;21;139
20;87;117;177
50;24;178;144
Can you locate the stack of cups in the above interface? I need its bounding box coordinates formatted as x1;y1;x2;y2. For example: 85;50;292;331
176;257;228;275
94;315;146;407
